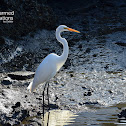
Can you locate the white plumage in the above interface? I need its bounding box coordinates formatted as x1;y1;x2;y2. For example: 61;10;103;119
27;25;80;92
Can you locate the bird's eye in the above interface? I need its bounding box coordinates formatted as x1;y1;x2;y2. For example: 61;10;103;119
64;27;67;29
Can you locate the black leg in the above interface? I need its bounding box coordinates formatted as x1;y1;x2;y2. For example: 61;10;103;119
42;90;44;121
47;82;50;126
43;83;47;121
47;82;50;110
47;109;50;126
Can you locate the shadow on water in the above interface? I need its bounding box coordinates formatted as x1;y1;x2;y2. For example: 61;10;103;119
41;103;126;126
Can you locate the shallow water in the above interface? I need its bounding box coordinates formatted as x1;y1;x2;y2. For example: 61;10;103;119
22;103;126;126
1;31;126;125
42;108;118;126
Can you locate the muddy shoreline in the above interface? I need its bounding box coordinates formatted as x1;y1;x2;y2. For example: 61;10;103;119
1;30;126;125
1;0;126;125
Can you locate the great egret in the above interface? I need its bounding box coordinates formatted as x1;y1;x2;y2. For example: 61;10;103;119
27;25;80;115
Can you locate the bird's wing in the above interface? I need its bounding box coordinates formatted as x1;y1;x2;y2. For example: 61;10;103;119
33;54;57;87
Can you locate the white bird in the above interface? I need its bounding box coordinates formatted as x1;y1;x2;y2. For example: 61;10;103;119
27;25;80;92
27;25;80;118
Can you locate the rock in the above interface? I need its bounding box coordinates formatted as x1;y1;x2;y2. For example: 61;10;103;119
0;0;56;40
0;36;5;45
118;108;126;123
83;101;99;105
8;71;34;80
63;58;71;69
12;102;21;110
92;54;97;57
85;48;91;53
1;80;12;85
70;74;74;77
115;41;126;47
48;104;58;109
0;103;29;125
78;44;83;49
118;109;126;118
83;91;92;96
82;86;93;96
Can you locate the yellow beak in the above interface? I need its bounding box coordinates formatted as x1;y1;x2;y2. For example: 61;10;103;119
67;27;80;33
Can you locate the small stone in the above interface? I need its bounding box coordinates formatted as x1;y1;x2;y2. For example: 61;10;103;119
55;96;59;101
82;86;87;90
118;109;126;118
108;90;113;94
70;74;74;77
85;48;91;53
69;99;75;101
1;80;12;85
79;102;83;105
36;97;42;100
0;37;5;45
104;65;109;69
93;54;97;57
15;102;21;108
84;91;92;96
84;102;98;105
12;102;21;110
37;111;42;116
78;44;83;48
25;95;27;98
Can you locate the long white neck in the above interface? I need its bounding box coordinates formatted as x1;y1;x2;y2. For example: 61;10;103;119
56;29;69;70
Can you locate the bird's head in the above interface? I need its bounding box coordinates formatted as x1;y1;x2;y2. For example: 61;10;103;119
57;25;80;33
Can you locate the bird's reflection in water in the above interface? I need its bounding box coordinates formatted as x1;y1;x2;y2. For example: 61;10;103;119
42;109;78;126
